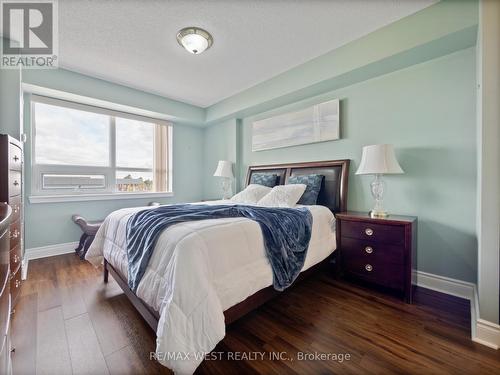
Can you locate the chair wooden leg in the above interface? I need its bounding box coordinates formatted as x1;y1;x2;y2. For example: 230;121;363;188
75;233;86;253
103;259;109;283
83;235;95;252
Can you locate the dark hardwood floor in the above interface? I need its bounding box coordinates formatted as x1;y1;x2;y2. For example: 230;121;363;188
11;253;500;374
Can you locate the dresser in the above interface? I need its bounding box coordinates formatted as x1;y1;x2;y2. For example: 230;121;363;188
0;135;23;309
0;203;12;375
336;211;417;303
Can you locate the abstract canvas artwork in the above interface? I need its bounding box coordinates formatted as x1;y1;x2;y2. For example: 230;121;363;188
252;99;340;151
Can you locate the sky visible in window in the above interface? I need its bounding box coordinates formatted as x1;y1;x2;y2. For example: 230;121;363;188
116;117;154;169
35;102;154;169
35;102;109;166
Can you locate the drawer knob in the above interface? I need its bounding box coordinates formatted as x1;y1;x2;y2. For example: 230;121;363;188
365;228;374;236
13;254;19;263
13;155;19;162
15;279;21;288
365;246;373;254
365;264;373;272
13;180;19;186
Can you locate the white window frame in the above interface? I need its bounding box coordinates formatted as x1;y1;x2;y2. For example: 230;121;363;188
30;95;174;203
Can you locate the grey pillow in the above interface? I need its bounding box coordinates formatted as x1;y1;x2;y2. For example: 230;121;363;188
249;173;279;187
287;174;324;205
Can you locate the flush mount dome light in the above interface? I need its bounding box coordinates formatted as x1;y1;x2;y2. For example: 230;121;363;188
176;27;213;54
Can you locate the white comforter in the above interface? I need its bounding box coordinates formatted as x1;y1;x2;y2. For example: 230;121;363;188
86;200;336;374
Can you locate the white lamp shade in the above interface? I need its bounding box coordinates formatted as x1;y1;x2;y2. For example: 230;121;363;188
356;144;404;175
213;160;233;178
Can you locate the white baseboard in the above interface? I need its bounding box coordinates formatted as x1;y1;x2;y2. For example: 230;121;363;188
474;319;500;349
471;284;500;349
416;270;500;350
415;270;475;300
21;257;29;280
26;241;79;261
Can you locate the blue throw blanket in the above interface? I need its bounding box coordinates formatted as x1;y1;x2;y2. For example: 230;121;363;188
126;204;313;292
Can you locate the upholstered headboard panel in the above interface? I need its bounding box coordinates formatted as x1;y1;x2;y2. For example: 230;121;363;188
245;160;350;213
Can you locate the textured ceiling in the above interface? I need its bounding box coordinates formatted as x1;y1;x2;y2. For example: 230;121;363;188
58;0;436;107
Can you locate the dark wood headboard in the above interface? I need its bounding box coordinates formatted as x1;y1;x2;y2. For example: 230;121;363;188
245;160;350;213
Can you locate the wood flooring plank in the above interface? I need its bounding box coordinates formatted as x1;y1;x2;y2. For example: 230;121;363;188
65;313;110;375
19;277;38;298
60;283;87;320
36;307;72;375
105;345;147;375
81;279;131;356
36;278;62;312
11;293;38;375
110;296;172;375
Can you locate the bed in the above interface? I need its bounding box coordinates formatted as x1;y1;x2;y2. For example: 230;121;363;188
86;159;349;373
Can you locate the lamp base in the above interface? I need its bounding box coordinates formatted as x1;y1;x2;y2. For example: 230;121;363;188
369;174;388;218
369;210;388;218
221;177;232;200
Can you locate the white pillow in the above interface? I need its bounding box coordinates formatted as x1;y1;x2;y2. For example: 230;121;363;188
257;184;307;207
230;184;272;204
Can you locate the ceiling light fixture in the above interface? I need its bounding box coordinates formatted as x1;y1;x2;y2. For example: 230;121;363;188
176;27;213;55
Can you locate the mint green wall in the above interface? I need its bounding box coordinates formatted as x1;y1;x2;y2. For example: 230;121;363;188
202;119;240;199
0;69;22;138
22;70;205;249
23;68;205;126
0;39;22;139
204;48;477;283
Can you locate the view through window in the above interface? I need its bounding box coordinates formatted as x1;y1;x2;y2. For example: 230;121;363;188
32;96;172;195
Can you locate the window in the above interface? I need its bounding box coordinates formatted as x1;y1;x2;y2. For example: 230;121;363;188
31;95;173;198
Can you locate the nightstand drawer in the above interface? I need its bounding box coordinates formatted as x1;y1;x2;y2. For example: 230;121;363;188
341;220;405;245
342;256;404;290
337;212;416;303
341;237;404;265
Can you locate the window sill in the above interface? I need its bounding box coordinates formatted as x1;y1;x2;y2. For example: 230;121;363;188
29;191;174;204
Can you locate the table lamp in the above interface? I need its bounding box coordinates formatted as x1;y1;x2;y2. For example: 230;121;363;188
213;160;234;199
356;144;404;218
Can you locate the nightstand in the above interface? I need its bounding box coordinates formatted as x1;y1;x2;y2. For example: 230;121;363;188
336;211;417;303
